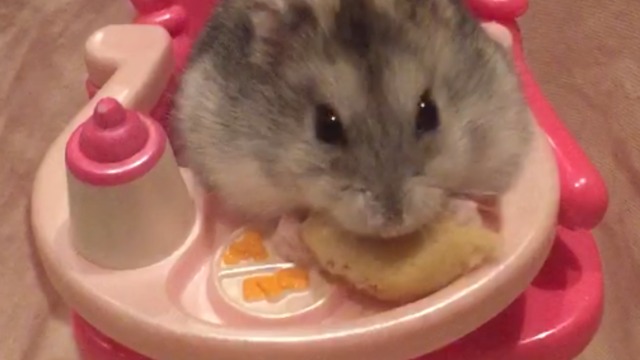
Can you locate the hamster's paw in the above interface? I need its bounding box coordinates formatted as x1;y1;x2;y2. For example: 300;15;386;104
446;199;484;227
270;214;318;268
481;22;513;49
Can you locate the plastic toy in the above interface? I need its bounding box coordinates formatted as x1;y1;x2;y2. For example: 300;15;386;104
30;0;608;359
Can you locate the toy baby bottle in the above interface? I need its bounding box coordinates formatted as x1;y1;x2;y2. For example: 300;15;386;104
65;97;195;269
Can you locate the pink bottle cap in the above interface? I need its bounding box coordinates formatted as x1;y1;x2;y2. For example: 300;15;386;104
78;98;149;163
466;0;528;20
66;97;167;186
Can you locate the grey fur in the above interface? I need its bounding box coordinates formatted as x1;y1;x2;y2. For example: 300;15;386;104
173;0;533;237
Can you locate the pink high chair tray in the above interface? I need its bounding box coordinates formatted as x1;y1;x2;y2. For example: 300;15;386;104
30;0;607;360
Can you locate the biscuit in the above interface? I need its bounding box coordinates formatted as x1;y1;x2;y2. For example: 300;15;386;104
301;214;497;303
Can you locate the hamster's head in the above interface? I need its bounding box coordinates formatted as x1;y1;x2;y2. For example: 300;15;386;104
176;0;533;238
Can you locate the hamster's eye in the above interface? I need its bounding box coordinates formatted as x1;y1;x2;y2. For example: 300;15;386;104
416;91;439;136
314;104;346;145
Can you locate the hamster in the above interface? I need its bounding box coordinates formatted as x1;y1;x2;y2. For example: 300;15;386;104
173;0;533;239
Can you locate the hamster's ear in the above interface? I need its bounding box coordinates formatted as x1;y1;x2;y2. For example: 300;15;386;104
246;0;316;65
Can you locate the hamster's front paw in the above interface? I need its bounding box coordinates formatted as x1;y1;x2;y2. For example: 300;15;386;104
270;214;318;268
481;22;513;49
445;199;484;227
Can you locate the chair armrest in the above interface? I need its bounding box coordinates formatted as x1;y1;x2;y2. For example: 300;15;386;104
508;23;609;230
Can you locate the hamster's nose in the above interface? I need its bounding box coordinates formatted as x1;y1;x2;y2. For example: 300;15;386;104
374;206;419;238
361;196;401;226
377;192;405;222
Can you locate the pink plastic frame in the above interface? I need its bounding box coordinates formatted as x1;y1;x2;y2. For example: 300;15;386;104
72;0;607;359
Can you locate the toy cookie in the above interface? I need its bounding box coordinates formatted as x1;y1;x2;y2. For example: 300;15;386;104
301;213;498;303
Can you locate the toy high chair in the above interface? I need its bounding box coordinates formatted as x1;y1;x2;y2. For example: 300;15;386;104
30;0;609;359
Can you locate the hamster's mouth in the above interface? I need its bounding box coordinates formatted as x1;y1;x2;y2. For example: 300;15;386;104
287;191;500;241
304;210;423;241
290;205;433;240
377;227;420;239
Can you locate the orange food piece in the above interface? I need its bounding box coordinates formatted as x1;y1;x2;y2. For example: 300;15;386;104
242;275;282;302
242;276;267;302
258;276;281;298
277;267;310;290
223;230;269;265
222;251;241;265
241;267;310;302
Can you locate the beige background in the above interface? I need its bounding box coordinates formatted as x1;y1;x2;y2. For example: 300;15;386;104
0;0;637;359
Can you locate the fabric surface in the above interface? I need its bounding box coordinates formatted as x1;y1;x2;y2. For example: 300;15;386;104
0;1;132;358
0;0;637;359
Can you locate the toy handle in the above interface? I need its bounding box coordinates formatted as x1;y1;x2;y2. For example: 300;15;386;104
83;25;174;113
85;5;186;97
31;24;174;240
508;23;609;230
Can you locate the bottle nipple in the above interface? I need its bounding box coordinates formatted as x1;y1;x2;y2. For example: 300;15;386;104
78;98;149;163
